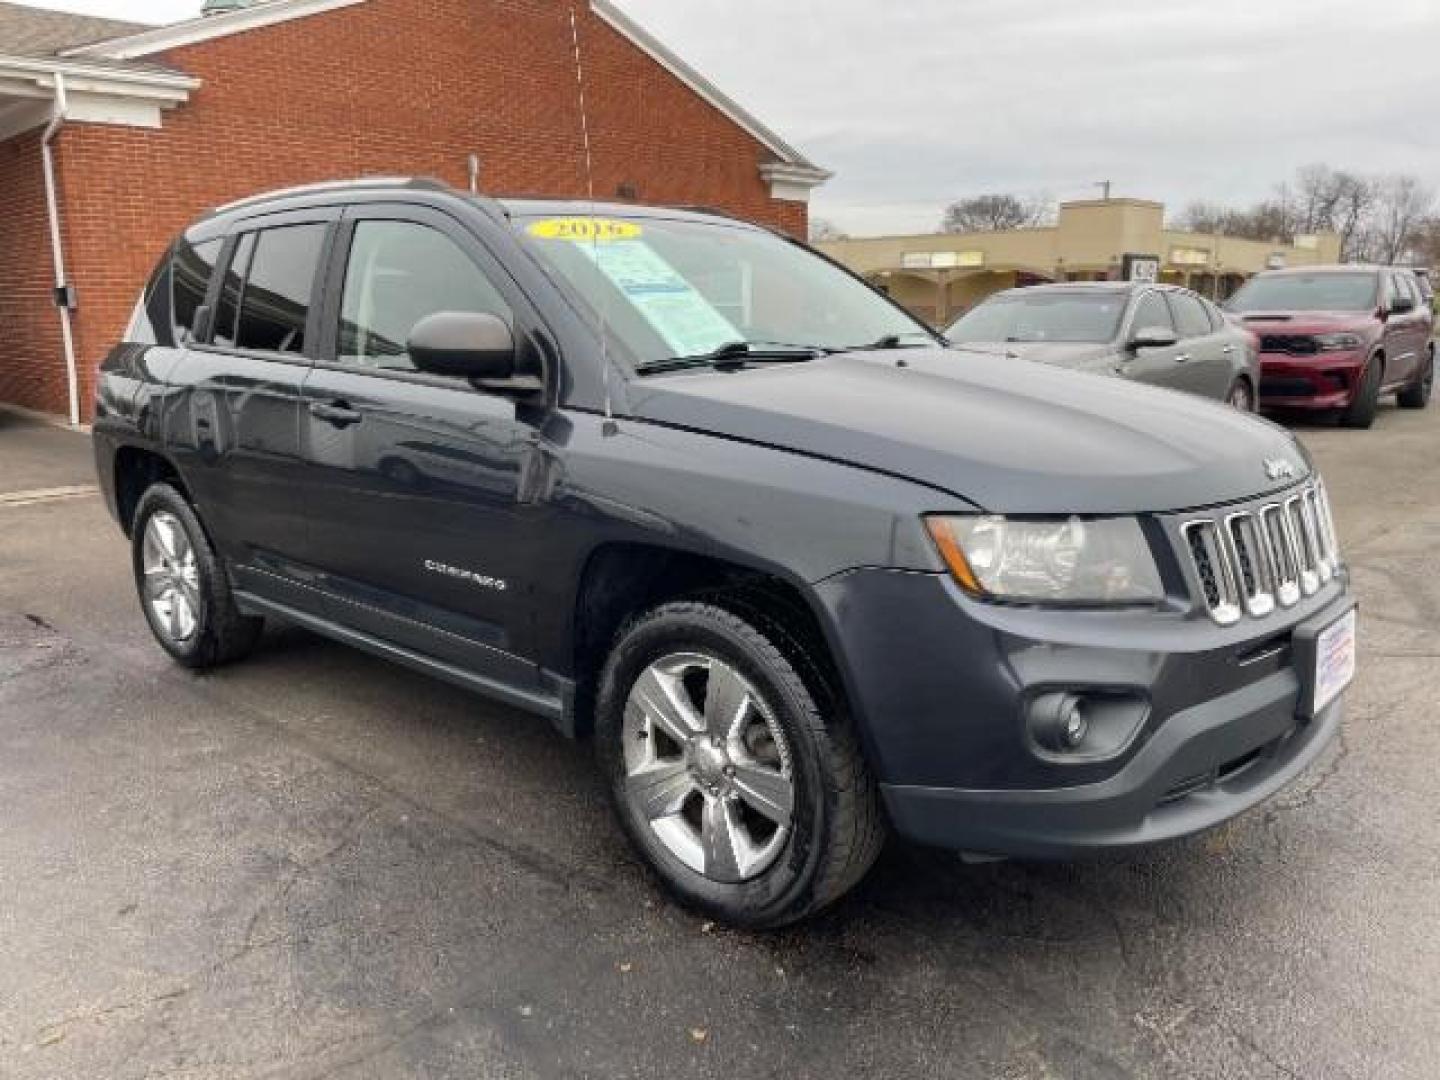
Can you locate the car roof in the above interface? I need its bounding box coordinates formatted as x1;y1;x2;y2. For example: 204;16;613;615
191;177;762;236
986;281;1189;299
1256;264;1385;277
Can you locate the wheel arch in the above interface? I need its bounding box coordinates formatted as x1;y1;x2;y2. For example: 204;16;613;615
114;446;190;537
569;542;851;741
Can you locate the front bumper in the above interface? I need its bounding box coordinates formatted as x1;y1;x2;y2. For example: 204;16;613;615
1259;351;1366;409
815;568;1352;858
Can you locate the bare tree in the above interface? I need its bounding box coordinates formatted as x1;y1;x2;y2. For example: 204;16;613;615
808;218;848;243
941;194;1051;234
1411;216;1440;270
1174;165;1396;263
1368;175;1435;264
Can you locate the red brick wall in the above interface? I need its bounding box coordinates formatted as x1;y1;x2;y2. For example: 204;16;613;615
0;130;69;415
2;0;811;419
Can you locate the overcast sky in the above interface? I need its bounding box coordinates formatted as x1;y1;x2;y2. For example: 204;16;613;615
20;0;1440;236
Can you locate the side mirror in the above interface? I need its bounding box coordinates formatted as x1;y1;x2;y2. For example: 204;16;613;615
1129;325;1179;350
408;311;516;381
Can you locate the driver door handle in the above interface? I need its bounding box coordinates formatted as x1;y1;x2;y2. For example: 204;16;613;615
1176;353;1192;363
309;400;363;428
1222;345;1236;354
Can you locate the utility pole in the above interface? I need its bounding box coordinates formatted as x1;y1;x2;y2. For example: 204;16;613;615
1095;180;1112;201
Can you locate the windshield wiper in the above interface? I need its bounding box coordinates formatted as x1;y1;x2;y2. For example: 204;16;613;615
637;341;822;375
827;333;937;354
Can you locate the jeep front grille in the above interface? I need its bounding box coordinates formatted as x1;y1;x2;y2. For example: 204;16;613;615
1181;481;1340;626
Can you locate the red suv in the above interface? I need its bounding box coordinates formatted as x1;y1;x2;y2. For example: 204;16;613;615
1226;266;1434;428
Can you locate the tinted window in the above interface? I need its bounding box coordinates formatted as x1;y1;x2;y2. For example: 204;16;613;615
1132;291;1174;333
337;221;513;372
172;237;222;344
234;224;326;354
1167;291;1212;339
213;233;254;348
946;291;1126;344
1226;273;1378;313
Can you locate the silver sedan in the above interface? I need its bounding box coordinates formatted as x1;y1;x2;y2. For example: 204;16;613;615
945;282;1261;410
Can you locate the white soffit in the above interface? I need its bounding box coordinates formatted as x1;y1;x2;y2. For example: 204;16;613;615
62;0;370;61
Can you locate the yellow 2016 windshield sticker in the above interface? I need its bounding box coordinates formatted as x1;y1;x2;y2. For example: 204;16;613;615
527;217;643;242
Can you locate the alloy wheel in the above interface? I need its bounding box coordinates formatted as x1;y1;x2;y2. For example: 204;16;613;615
141;511;201;644
622;652;795;884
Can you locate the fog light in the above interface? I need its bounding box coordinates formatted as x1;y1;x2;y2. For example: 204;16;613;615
1025;690;1150;764
1030;693;1089;752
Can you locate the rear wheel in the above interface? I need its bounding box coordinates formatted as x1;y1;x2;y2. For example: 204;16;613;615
131;483;263;668
596;601;885;928
1339;356;1383;429
1398;346;1434;409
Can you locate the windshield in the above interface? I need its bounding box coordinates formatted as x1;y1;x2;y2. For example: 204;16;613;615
1226;273;1379;313
514;213;934;367
946;291;1127;345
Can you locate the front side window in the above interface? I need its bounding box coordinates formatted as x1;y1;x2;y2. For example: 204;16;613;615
212;233;255;349
171;237;221;344
947;291;1127;345
337;221;512;372
515;213;934;367
1132;291;1174;334
1227;273;1379;313
1167;291;1212;339
234;224;326;355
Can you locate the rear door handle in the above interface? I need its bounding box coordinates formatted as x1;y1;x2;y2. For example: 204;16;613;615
1222;345;1236;354
1176;353;1192;363
309;400;363;427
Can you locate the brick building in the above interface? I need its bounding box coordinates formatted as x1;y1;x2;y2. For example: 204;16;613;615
0;0;829;422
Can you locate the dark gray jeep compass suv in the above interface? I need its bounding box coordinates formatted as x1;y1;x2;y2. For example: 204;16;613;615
95;178;1356;927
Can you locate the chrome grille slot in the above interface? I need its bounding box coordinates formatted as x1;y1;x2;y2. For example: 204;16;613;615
1182;521;1242;626
1182;481;1341;625
1226;512;1276;617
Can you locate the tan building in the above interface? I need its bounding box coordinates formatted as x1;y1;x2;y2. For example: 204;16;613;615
818;198;1343;327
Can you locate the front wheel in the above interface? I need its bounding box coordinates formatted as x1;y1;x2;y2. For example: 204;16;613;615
595;601;885;928
1398;346;1434;410
131;483;263;668
1339;357;1383;429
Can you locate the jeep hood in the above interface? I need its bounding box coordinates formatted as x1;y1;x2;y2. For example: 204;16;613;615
628;349;1308;514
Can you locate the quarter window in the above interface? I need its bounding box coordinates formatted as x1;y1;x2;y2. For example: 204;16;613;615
1167;291;1213;339
336;221;513;372
234;224;327;354
171;237;221;343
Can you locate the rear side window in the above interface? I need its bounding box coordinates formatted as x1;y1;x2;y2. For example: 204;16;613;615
234;224;327;354
1167;291;1212;339
1132;291;1173;333
172;237;222;344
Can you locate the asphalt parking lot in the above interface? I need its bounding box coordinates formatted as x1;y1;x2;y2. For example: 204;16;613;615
1;401;1437;1080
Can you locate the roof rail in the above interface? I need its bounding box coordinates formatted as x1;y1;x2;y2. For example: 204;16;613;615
210;176;451;215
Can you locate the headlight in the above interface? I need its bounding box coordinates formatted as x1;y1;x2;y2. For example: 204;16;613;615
1313;333;1363;352
925;515;1165;605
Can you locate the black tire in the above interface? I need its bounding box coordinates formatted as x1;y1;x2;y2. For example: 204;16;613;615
131;483;263;668
595;600;885;928
1226;378;1255;413
1339;356;1383;429
1397;346;1434;410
